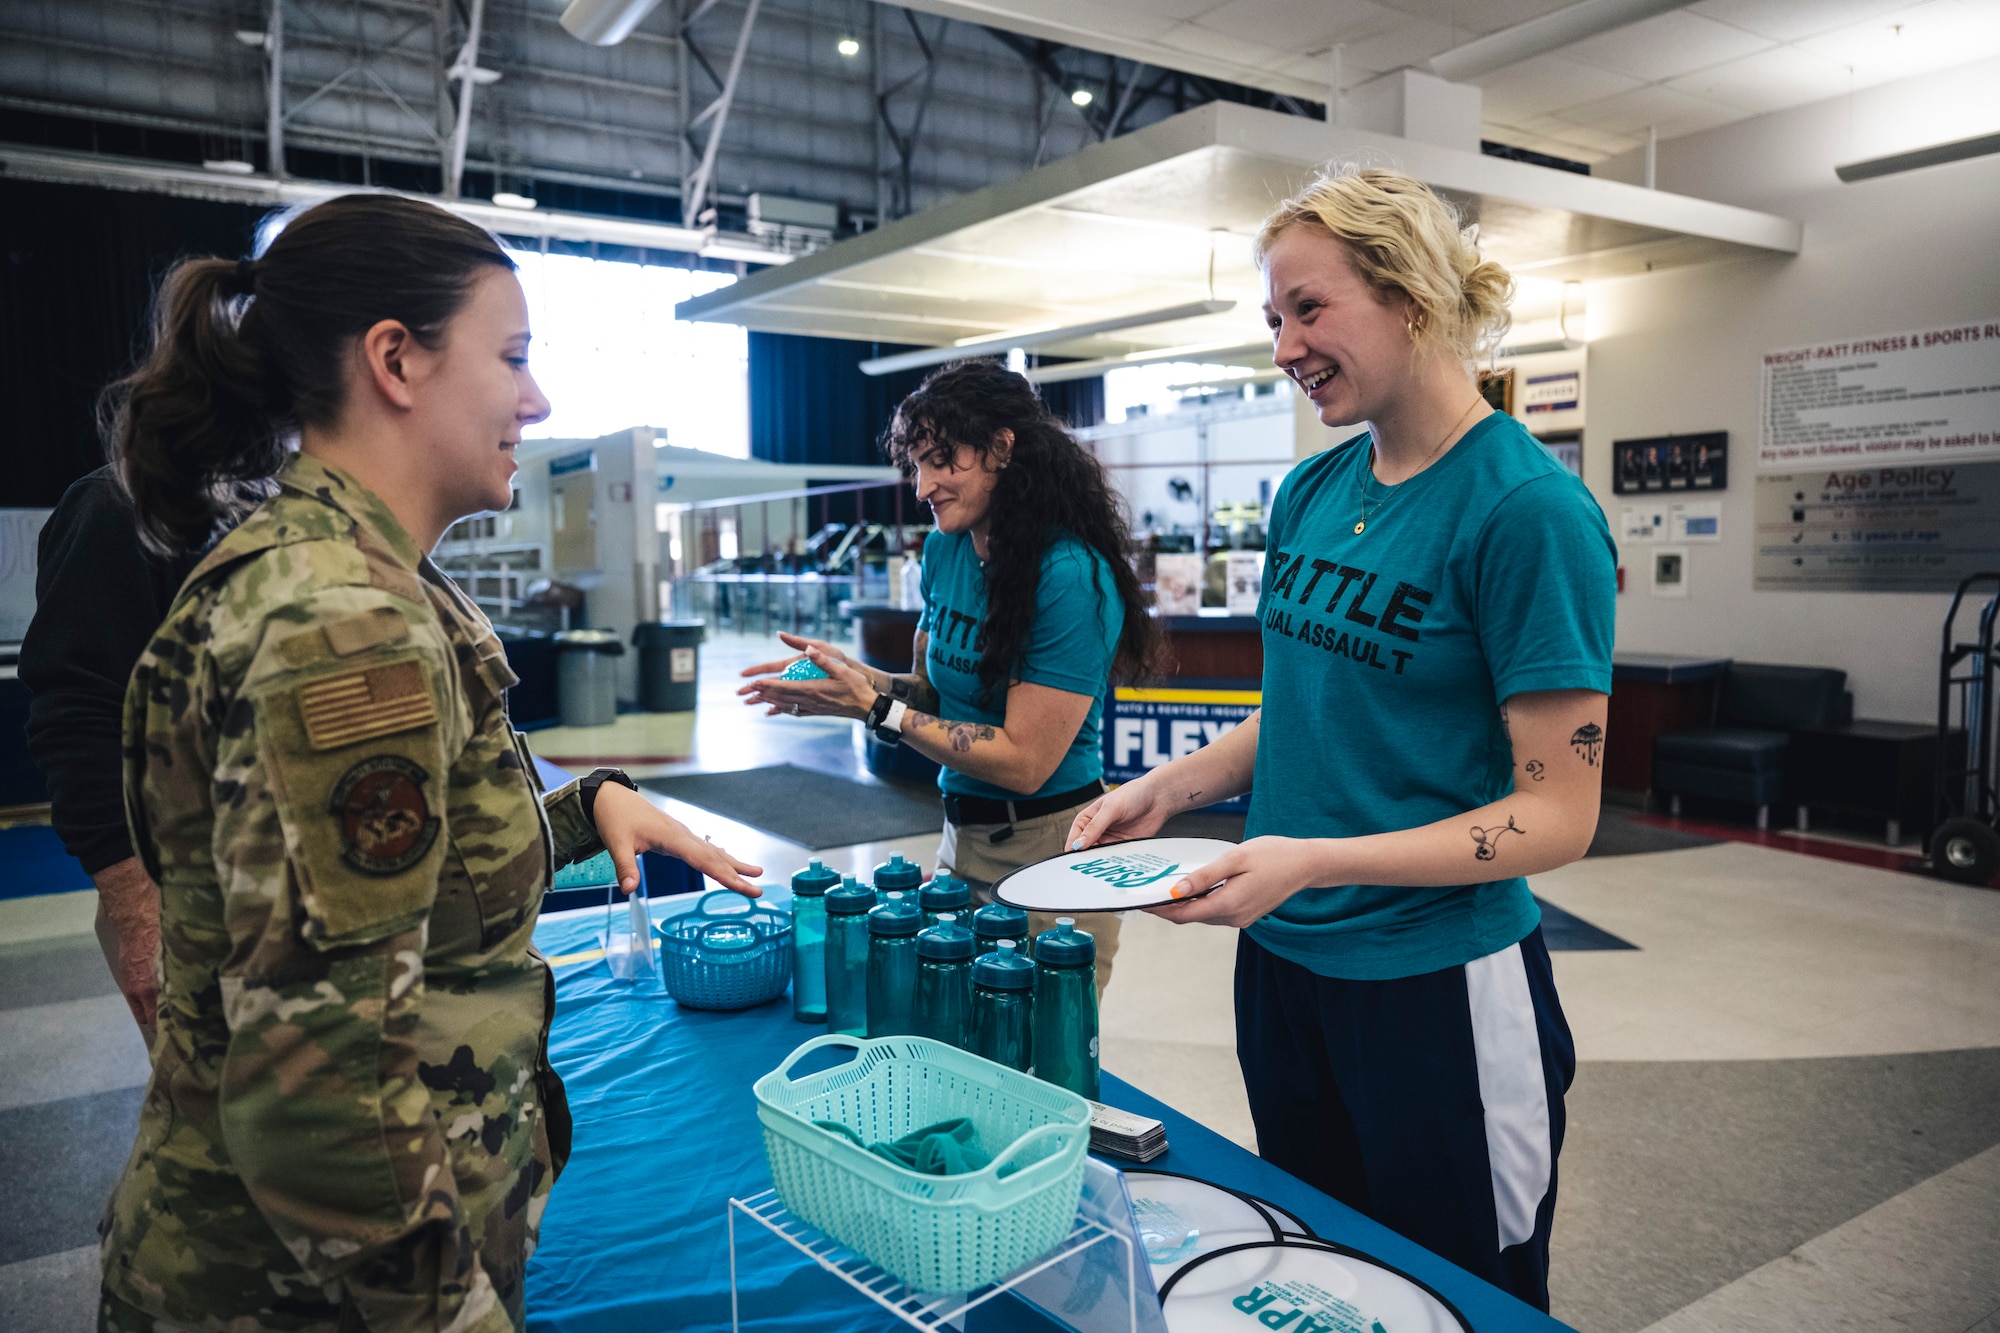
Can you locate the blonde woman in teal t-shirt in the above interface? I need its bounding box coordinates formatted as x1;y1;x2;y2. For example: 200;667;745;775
1069;168;1615;1312
741;359;1160;993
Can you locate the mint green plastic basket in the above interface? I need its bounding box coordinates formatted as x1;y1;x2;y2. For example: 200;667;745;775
754;1035;1091;1294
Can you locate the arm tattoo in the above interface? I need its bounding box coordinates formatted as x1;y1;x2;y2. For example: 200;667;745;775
1570;723;1604;767
905;711;997;755
1524;760;1546;781
946;721;997;753
1499;704;1512;741
889;675;941;714
1470;815;1525;861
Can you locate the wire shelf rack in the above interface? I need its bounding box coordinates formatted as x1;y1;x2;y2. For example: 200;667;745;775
728;1187;1132;1332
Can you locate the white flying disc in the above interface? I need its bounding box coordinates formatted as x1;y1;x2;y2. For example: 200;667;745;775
993;838;1237;913
1124;1171;1280;1278
1160;1241;1471;1333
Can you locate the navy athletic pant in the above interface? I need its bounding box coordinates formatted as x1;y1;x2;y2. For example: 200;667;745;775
1234;927;1575;1311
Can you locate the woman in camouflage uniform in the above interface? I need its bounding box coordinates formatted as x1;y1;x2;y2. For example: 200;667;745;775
99;194;762;1333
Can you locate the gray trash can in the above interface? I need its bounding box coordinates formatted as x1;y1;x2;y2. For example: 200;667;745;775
632;620;704;712
554;630;624;727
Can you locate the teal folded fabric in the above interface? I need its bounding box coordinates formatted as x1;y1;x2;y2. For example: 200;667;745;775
813;1117;993;1176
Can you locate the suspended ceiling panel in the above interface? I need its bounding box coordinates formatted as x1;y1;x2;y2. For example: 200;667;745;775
678;101;1801;363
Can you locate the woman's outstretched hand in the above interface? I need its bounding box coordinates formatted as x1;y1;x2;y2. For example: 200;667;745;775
589;781;763;896
736;633;877;719
1144;835;1327;928
1065;778;1175;852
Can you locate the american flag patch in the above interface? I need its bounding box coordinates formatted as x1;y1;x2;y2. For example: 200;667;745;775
298;660;438;751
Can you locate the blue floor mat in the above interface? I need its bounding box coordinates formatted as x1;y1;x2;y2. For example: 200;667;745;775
0;825;94;900
1535;894;1637;951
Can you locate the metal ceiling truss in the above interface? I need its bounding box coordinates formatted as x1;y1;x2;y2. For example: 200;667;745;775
678;0;762;227
875;7;946;221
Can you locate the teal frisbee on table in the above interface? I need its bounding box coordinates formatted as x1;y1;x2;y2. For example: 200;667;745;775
992;838;1237;912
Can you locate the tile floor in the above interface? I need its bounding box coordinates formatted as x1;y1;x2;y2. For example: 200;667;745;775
2;627;1996;1331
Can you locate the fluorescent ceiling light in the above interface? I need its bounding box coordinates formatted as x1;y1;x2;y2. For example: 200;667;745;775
491;191;539;210
858;299;1236;376
1023;340;1272;385
559;0;666;46
1835;131;2000;183
1498;337;1584;357
700;232;796;265
1429;0;1696;83
1167;368;1288;393
202;159;255;175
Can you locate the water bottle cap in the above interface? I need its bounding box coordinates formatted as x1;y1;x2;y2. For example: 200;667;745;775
971;902;1029;939
826;879;877;916
916;918;974;959
919;874;970;913
974;940;1036;990
873;853;923;892
868;898;922;935
1034;919;1096;966
791;859;840;897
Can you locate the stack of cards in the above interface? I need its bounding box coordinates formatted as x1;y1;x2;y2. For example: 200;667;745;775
1086;1100;1168;1163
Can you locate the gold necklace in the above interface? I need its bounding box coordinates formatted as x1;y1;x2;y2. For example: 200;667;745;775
1354;396;1482;535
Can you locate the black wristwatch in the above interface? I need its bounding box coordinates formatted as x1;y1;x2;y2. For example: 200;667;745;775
866;692;906;746
578;767;638;827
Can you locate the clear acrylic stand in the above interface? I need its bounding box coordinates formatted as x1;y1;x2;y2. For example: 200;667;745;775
728;1157;1167;1333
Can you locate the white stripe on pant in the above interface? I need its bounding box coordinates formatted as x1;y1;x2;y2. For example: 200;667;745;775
1465;940;1553;1250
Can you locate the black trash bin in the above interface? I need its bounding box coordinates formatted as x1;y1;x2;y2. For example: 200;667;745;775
632;620;705;712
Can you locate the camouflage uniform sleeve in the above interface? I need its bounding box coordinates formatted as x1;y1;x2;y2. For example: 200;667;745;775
211;597;514;1333
540;774;605;868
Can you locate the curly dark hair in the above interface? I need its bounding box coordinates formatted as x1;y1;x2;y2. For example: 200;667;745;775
884;360;1161;704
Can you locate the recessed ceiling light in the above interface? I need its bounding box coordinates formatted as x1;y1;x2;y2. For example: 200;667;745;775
837;36;860;57
492;191;539;210
1070;87;1094;107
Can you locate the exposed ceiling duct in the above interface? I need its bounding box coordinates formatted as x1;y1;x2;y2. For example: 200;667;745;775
1428;0;1698;84
558;0;668;47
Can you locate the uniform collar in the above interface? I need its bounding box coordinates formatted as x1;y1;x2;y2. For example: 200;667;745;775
278;453;426;570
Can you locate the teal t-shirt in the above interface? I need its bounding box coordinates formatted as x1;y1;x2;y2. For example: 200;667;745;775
918;529;1122;800
1244;411;1616;981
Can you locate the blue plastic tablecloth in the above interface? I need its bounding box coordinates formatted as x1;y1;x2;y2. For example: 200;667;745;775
523;900;1573;1333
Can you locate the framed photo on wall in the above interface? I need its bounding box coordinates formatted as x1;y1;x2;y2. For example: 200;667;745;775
1613;432;1728;494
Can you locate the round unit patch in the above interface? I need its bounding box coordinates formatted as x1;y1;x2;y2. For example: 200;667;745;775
329;755;440;876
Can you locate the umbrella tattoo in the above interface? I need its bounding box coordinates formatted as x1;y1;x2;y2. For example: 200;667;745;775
1570;723;1604;766
1470;815;1525;861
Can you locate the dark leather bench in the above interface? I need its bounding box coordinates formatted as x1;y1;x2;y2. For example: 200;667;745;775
1653;662;1852;830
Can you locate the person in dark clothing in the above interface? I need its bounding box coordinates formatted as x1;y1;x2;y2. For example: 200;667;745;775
20;465;204;1045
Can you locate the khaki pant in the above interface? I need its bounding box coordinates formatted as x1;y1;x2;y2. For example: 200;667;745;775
937;799;1123;997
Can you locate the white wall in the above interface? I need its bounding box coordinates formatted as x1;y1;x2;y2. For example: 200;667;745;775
1581;56;2000;724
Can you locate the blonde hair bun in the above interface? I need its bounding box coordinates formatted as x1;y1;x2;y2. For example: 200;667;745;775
1255;165;1514;360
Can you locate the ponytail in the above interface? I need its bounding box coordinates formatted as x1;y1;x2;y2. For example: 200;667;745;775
103;257;287;557
102;194;516;557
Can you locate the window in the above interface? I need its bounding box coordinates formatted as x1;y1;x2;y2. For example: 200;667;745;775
511;251;749;457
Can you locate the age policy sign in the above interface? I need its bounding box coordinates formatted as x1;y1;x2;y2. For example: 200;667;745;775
1759;318;2000;471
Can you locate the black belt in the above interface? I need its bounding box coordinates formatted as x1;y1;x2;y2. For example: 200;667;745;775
942;780;1106;830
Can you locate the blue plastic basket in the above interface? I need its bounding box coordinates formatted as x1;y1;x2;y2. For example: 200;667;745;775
656;890;791;1010
754;1035;1091;1293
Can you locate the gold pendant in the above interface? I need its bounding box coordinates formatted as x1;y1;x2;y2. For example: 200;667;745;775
1354;520;1366;534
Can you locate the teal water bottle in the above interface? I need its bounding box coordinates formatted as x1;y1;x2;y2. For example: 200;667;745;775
1032;917;1099;1098
865;893;922;1037
822;876;875;1036
789;860;839;1023
970;939;1035;1072
919;873;970;930
874;853;923;899
912;913;975;1048
971;902;1029;956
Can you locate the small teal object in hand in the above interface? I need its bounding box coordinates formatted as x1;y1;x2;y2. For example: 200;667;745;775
779;657;830;681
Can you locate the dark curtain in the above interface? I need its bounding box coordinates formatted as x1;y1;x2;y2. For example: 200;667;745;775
748;331;1107;464
1;178;266;508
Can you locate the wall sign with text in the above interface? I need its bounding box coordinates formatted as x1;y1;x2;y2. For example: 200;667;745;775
1102;684;1258;813
1753;462;2000;592
1759;319;1999;471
